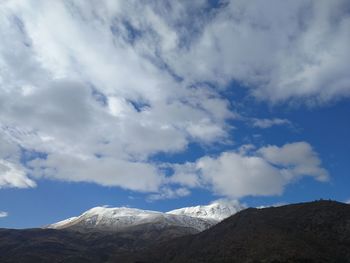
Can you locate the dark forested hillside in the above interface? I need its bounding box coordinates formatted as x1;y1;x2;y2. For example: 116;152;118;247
137;200;350;263
0;224;196;263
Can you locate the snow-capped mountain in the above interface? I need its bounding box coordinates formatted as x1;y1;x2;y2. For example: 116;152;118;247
48;207;215;232
167;200;244;221
48;201;243;232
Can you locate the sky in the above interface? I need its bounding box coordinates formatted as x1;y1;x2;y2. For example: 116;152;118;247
0;0;350;228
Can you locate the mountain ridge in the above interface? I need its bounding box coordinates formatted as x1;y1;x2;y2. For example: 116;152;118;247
47;201;243;232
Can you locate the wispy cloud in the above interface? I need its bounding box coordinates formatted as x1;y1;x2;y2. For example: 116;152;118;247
147;187;191;201
251;118;291;129
0;159;36;189
257;202;288;209
0;211;8;218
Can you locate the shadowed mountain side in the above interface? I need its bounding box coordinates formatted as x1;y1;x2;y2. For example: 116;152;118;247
0;224;198;263
134;200;350;263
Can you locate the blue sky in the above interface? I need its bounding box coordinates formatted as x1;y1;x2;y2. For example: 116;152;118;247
0;0;350;228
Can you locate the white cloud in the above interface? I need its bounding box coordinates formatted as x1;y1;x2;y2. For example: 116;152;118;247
258;142;329;182
197;152;286;197
210;198;246;211
171;142;328;198
169;163;202;188
147;187;191;201
346;200;350;204
0;159;36;189
28;154;162;192
251;118;291;129
0;211;8;218
164;0;350;104
17;0;348;105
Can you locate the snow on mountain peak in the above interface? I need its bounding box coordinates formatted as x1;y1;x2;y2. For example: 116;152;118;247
166;200;245;221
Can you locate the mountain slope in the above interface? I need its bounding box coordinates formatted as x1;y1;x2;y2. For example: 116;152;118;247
139;200;350;263
0;226;194;263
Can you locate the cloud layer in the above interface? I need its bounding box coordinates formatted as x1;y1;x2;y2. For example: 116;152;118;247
163;0;350;103
0;0;340;198
0;0;232;191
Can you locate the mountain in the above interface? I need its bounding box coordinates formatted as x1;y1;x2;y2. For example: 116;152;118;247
0;201;241;263
1;200;349;263
139;200;350;263
47;201;242;233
